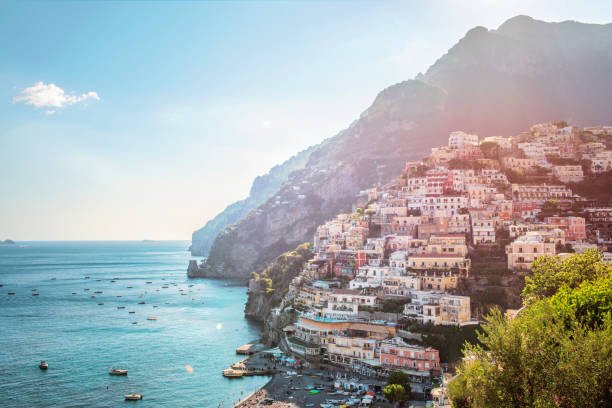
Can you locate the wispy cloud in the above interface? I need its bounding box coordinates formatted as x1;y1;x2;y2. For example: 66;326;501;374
14;81;100;113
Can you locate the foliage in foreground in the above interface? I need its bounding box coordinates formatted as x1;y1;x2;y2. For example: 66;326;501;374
384;371;412;404
448;251;612;408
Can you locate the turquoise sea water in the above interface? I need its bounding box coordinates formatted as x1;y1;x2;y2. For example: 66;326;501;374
0;241;268;407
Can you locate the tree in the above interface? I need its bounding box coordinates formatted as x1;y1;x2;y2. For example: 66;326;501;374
448;251;612;408
522;249;610;302
387;370;412;402
383;383;409;406
479;141;500;159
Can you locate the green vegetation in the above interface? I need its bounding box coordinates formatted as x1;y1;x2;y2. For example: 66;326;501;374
522;249;609;301
384;370;412;404
479;141;500;159
448;251;612;407
380;298;410;313
250;242;312;298
409;324;481;363
568;171;612;202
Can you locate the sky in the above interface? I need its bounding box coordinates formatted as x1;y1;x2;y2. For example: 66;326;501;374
1;1;611;241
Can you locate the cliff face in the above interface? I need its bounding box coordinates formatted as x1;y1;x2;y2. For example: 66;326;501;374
190;146;314;256
196;16;612;279
244;243;312;320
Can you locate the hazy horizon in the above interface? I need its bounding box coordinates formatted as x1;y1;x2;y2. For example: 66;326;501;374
2;0;612;241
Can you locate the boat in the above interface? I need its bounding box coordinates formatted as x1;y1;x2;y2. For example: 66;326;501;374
124;393;143;401
8;292;15;295
152;305;158;308
39;361;48;370
145;281;152;284
131;322;138;324
138;301;145;305
72;292;77;295
146;316;157;321
117;306;126;309
127;286;133;289
109;368;128;376
32;292;40;296
98;302;104;305
84;276;90;279
129;311;135;314
94;291;103;294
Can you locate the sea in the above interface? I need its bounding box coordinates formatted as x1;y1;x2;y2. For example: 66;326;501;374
0;241;268;407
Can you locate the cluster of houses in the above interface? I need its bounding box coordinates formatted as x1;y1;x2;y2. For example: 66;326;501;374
257;123;611;390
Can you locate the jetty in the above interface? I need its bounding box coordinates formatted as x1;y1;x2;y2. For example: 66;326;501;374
235;342;265;355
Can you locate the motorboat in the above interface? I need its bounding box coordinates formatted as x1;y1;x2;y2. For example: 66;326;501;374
124;393;143;401
138;301;145;305
32;292;40;296
146;316;157;321
109;368;128;376
117;306;126;309
39;361;49;370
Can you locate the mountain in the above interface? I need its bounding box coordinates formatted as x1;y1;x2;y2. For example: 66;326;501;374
190;146;314;256
192;16;612;279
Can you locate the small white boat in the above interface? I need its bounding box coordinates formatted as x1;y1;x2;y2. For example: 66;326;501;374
124;393;143;401
146;316;157;321
39;361;49;370
109;368;128;376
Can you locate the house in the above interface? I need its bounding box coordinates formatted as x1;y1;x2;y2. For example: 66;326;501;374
505;231;557;271
383;275;422;296
502;157;540;174
323;289;377;319
407;254;471;275
544;216;586;241
482;135;513;149
403;291;472;325
349;265;390;289
426;234;468;256
379;337;441;377
470;209;496;245
511;184;572;202
448;131;479;149
552;165;584;183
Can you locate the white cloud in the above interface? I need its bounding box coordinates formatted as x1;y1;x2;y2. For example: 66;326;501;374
14;81;100;112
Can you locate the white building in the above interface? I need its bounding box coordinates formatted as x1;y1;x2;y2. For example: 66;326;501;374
448;131;479;149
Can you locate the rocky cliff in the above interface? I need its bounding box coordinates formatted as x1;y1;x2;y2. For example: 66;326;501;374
195;16;612;279
190;146;315;256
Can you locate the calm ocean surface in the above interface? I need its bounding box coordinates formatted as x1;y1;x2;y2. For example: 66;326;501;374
0;241;268;407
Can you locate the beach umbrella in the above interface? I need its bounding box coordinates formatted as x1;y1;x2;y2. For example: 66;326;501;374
309;389;320;394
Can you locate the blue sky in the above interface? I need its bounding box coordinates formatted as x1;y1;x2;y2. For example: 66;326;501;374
1;0;611;240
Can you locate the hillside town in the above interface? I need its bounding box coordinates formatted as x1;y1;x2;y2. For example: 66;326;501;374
248;122;612;405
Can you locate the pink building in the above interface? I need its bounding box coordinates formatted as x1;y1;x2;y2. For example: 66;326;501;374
544;216;586;241
379;337;441;376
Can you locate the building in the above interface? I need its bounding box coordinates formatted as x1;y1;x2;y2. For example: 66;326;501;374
349;265;390;289
511;184;572;202
408;254;471;275
403;291;472;325
544;216;586;242
552;165;584;183
382;275;422;296
505;231;557;271
470;209;496;245
379;337;441;377
448;131;479;149
323;289;378;319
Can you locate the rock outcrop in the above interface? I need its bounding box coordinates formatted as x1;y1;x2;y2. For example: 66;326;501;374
195;16;612;280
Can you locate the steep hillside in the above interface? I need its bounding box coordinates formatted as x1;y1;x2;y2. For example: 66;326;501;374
190;146;314;256
193;16;612;279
